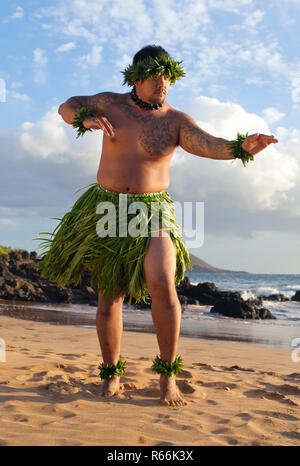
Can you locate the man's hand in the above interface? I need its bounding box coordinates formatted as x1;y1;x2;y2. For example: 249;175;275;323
242;133;278;155
83;116;115;137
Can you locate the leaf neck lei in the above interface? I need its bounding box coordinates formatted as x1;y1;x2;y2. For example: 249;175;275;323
121;55;185;87
130;85;163;111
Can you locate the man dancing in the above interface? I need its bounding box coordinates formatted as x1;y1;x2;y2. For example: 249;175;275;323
38;44;278;407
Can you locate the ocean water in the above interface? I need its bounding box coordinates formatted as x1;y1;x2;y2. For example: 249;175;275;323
1;272;300;349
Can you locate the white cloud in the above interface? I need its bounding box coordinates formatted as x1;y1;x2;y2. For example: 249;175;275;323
245;77;272;86
7;90;30;101
33;48;48;65
33;48;48;84
18;107;102;176
32;0;300;106
3;6;24;23
76;45;102;69
230;9;265;33
208;0;253;14
20;109;70;159
172;95;299;215
262;107;285;124
115;54;132;70
11;81;23;89
291;76;300;103
244;9;265;28
0;109;104;236
56;42;76;53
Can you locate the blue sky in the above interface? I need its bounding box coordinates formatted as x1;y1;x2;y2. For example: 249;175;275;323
1;0;300;273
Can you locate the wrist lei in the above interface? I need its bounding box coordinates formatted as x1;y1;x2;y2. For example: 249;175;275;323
151;355;184;378
227;132;254;167
98;359;127;380
72;106;96;138
121;55;185;87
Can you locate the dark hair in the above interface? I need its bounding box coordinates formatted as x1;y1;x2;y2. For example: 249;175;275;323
133;45;171;65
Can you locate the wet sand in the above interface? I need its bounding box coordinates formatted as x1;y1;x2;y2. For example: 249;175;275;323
0;299;298;350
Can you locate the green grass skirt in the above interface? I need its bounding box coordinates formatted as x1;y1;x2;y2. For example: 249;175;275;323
36;183;192;306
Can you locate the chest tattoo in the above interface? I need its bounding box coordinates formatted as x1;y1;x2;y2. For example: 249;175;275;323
138;120;175;155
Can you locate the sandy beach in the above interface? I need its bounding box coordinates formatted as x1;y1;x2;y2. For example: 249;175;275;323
1;315;300;446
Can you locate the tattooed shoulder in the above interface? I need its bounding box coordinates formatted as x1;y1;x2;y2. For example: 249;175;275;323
86;92;120;114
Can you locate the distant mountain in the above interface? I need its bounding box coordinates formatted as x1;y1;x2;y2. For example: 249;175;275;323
189;253;247;274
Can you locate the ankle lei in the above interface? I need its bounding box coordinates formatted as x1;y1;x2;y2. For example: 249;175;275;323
151;355;184;378
98;359;127;380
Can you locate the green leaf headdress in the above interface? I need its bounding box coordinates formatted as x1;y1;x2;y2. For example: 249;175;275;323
121;55;186;87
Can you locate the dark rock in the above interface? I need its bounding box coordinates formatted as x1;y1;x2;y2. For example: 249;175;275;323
219;290;242;300
0;247;101;306
9;251;23;262
211;297;275;320
178;295;188;305
39;282;72;303
176;276;192;294
21;250;30;260
291;291;300;302
257;307;276;319
266;293;289;302
211;298;257;319
179;281;221;304
246;295;264;306
30;251;38;261
187;297;200;305
0;254;9;266
0;264;9;276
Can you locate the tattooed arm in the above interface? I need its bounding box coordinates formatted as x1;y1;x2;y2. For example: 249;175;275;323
178;112;234;160
58;92;116;137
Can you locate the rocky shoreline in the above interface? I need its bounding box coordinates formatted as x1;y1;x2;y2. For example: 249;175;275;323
1;249;299;320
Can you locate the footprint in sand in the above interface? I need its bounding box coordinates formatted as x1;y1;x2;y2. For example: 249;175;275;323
206;399;218;405
177;369;193;379
216;418;231;425
212;427;229;434
236;412;253;421
57;353;82;360
152;413;172;423
285;373;300;380
121;382;137;391
244;389;298;406
222;365;255;373
203;381;237;391
177;379;196;394
273;384;300;396
281;431;300;441
139;385;160;397
193;363;219;372
155;441;175;446
44;381;81;396
254;410;299;421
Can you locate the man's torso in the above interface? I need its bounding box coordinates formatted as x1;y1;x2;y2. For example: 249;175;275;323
96;92;182;193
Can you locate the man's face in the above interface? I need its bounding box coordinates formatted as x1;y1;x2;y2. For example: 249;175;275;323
135;74;171;104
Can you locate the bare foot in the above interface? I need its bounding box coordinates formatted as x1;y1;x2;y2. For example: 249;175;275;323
159;374;187;407
99;376;121;396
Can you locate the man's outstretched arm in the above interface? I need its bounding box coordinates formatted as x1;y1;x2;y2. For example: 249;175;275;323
178;112;278;160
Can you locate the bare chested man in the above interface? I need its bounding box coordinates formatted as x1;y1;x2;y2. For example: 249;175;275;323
57;45;278;407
